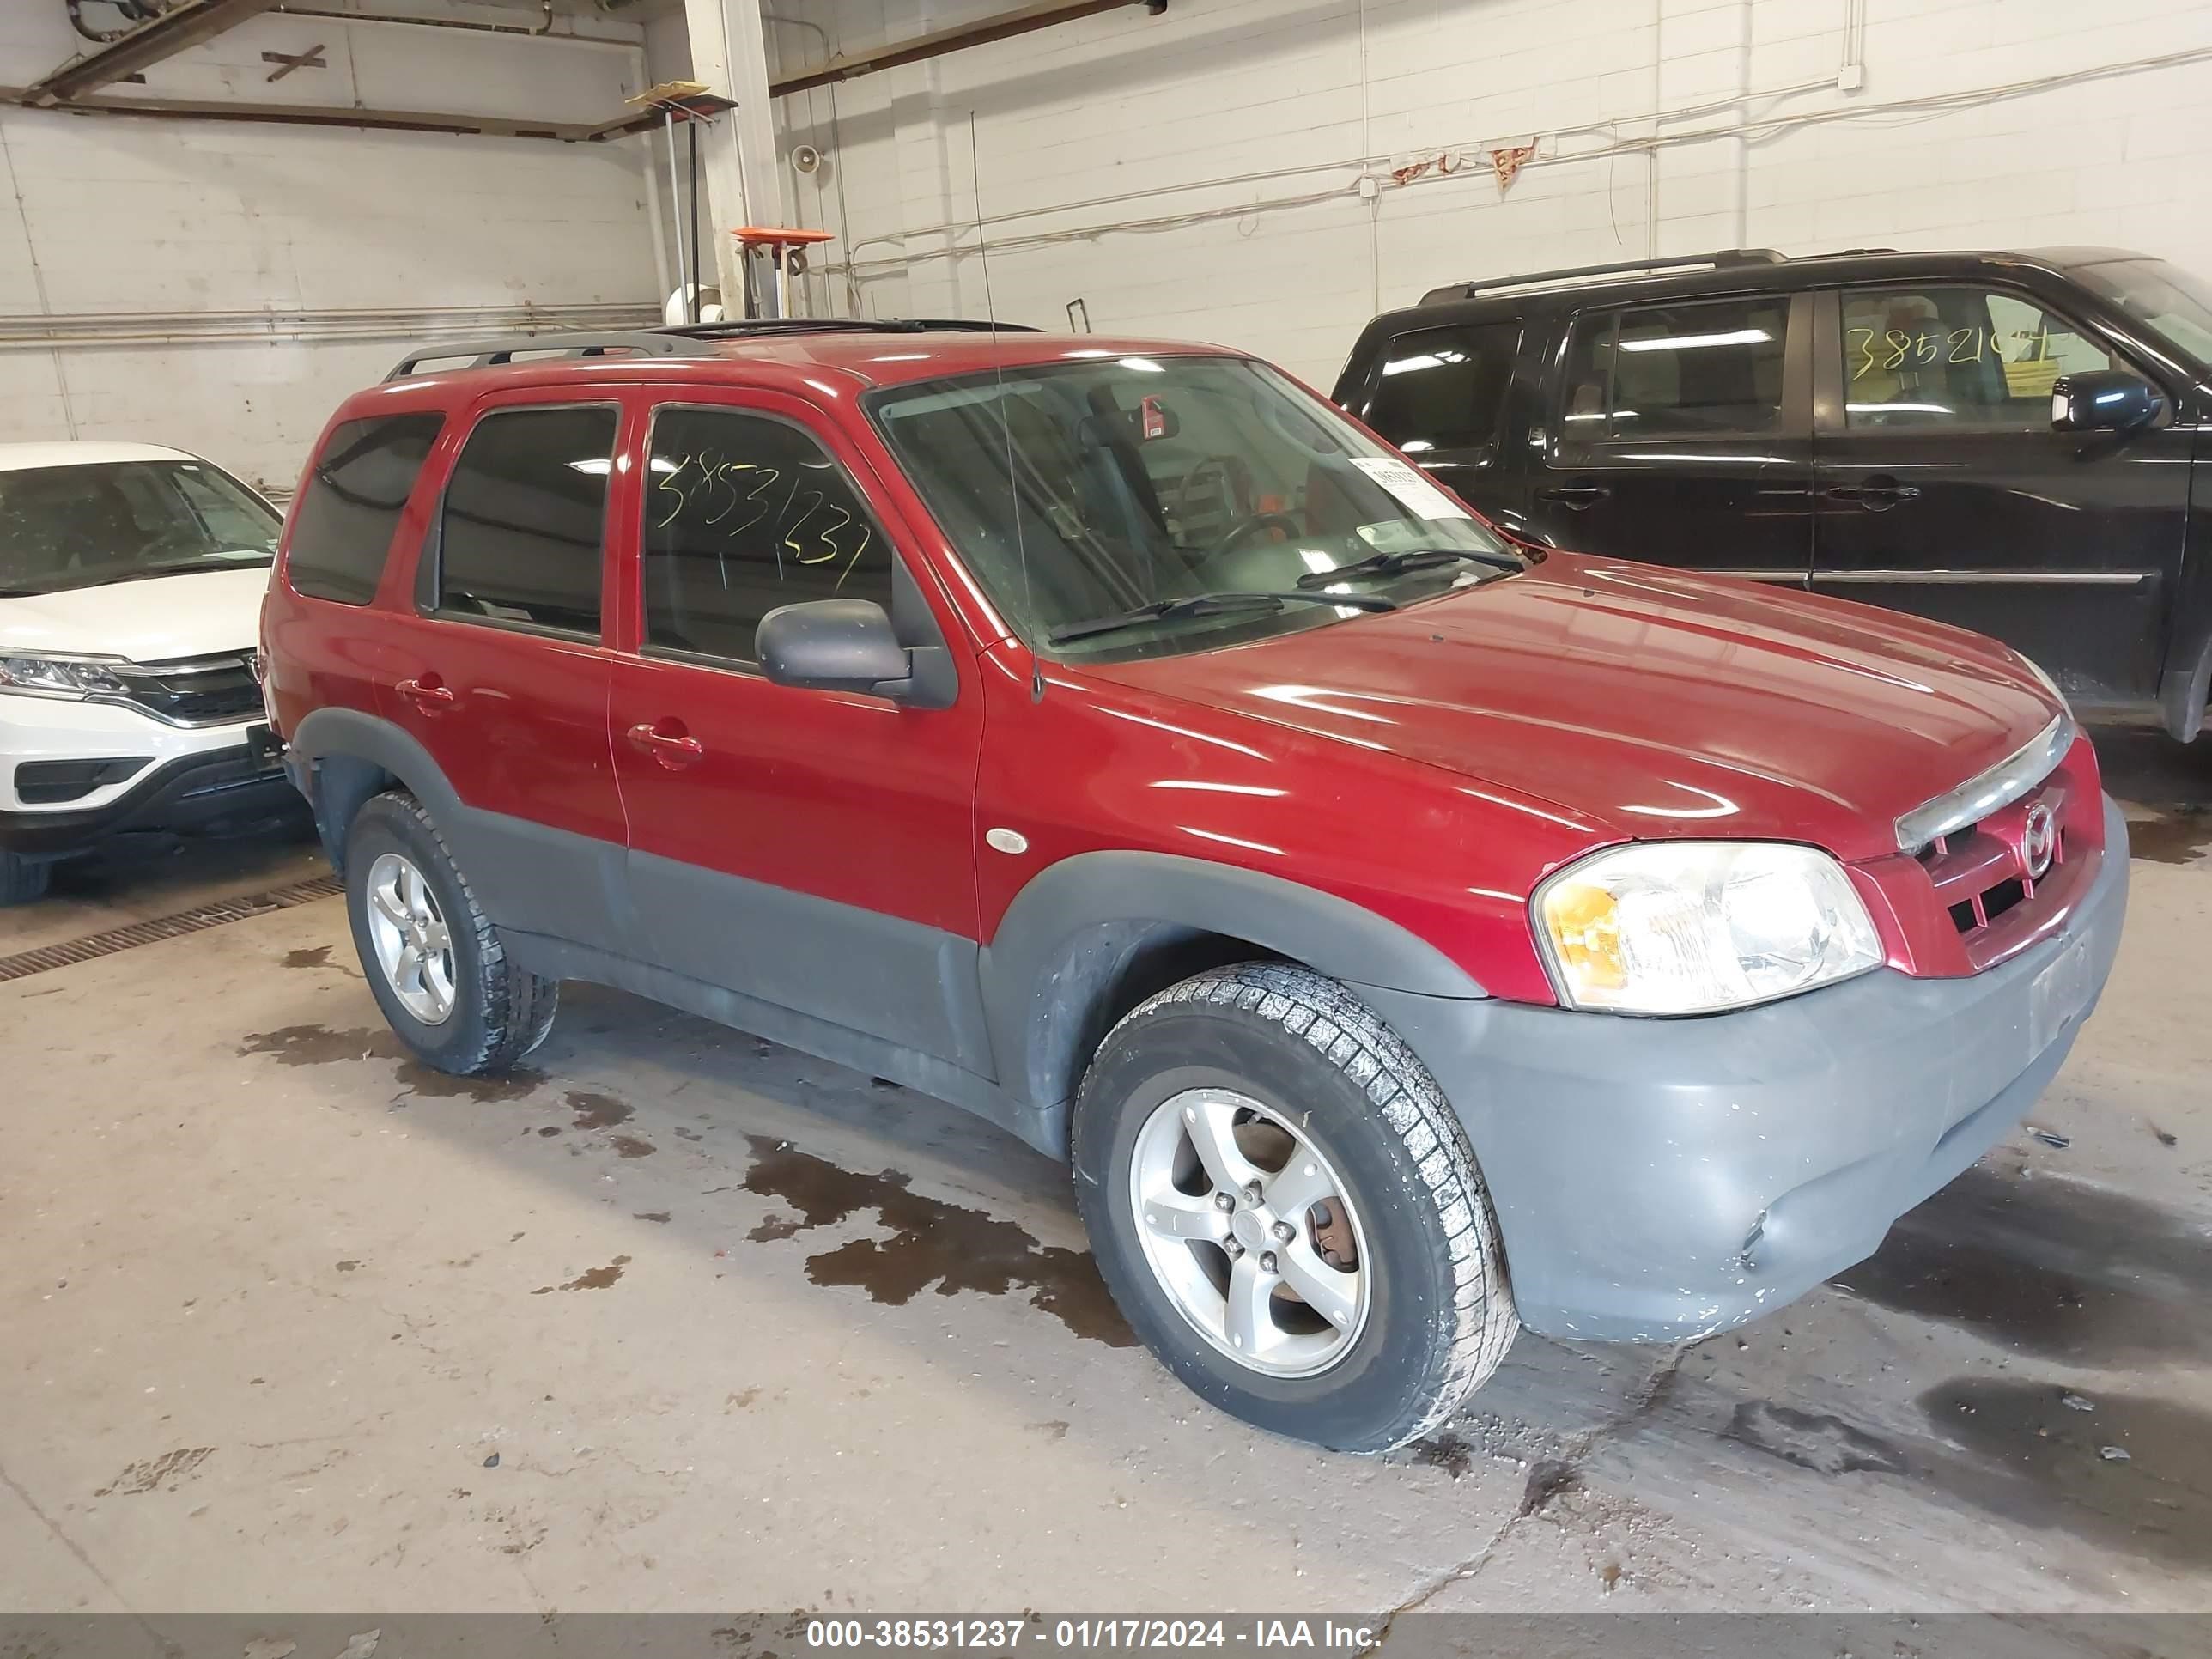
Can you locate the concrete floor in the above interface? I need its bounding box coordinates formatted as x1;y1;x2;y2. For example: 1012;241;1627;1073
3;730;2209;1619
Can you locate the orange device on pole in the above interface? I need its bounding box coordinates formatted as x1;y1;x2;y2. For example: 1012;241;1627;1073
732;227;836;319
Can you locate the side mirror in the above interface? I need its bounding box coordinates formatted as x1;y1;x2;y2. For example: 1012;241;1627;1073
756;599;916;701
2051;370;2163;433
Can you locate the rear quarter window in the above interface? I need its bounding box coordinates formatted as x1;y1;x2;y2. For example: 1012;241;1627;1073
286;412;446;605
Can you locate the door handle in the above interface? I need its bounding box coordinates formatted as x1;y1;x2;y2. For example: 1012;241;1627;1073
395;676;455;711
1536;484;1609;509
627;720;704;770
1826;477;1922;509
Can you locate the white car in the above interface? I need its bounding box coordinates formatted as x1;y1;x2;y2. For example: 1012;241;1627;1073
1;441;298;906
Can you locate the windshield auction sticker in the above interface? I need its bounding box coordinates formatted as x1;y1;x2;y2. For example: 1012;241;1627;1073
1347;456;1472;520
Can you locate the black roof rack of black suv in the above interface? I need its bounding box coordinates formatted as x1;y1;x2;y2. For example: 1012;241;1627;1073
1419;248;1787;305
384;317;1042;381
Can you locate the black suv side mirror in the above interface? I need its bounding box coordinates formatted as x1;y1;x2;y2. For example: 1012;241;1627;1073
757;599;921;702
2051;370;2163;433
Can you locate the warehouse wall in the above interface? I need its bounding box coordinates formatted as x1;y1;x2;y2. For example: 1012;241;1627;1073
776;0;2212;386
0;1;665;493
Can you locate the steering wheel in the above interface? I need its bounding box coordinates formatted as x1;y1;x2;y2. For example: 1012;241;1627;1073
1186;510;1307;587
1206;510;1304;559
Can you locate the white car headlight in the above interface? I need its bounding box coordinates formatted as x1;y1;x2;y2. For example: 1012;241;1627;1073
0;653;129;700
1535;842;1883;1015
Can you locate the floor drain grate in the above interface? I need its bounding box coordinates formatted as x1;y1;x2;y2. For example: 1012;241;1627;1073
0;874;343;984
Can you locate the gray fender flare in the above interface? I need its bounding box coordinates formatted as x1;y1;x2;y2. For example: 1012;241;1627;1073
290;707;460;802
2159;625;2212;742
287;708;465;863
979;850;1488;1115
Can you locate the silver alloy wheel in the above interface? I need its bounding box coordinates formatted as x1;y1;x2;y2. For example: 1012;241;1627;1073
364;850;457;1027
1127;1086;1371;1378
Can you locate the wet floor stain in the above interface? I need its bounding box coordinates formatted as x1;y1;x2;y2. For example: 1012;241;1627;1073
2125;809;2212;865
240;1024;401;1066
1410;1431;1476;1480
633;1211;671;1224
738;1135;1135;1347
1917;1378;2212;1568
1518;1457;1581;1515
534;1255;630;1294
95;1446;215;1497
1830;1165;2209;1364
608;1134;657;1159
1726;1401;1907;1476
393;1061;539;1103
283;945;335;969
567;1090;633;1131
238;1024;541;1103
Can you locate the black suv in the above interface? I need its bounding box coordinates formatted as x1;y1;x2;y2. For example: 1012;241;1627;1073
1334;246;2212;738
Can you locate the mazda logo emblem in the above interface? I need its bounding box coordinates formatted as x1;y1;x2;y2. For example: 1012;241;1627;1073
2021;802;2057;881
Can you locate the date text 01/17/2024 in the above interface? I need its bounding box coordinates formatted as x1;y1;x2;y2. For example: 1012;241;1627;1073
803;1620;1379;1650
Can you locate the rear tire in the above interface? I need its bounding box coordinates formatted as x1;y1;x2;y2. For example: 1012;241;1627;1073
0;851;52;908
344;792;557;1075
1072;962;1516;1453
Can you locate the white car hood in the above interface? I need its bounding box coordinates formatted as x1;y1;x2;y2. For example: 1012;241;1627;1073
0;567;270;663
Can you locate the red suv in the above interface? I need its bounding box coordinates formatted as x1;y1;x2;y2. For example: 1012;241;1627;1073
262;321;2127;1453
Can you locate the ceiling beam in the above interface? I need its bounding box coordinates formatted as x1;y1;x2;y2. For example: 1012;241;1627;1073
27;0;283;106
0;87;602;143
773;0;1160;97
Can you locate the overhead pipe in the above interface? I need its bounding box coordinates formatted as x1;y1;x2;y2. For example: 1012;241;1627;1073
0;301;661;351
773;0;1168;97
67;0;167;45
269;6;636;48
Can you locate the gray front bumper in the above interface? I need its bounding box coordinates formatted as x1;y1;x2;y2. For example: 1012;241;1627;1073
1363;795;2130;1344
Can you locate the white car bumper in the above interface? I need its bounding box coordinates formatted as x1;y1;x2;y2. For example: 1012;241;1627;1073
0;692;299;860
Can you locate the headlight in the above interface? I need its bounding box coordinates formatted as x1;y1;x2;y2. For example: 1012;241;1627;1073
2015;652;2071;717
1535;842;1882;1015
0;654;130;700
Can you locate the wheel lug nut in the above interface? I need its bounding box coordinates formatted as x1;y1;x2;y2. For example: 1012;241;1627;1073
1225;1238;1244;1257
1213;1191;1236;1212
1272;1220;1295;1244
1242;1181;1263;1205
1259;1251;1278;1274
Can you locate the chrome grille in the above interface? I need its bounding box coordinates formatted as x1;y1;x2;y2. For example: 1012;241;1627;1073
108;651;262;726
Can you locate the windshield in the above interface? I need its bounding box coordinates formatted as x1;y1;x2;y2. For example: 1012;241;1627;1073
2074;257;2212;366
0;459;280;598
866;354;1521;659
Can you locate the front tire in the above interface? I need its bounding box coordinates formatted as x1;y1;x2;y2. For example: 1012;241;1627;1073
344;792;557;1076
0;851;52;908
1072;963;1517;1453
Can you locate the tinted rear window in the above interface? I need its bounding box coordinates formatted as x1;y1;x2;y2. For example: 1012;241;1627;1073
435;405;617;636
1361;322;1522;453
287;413;444;605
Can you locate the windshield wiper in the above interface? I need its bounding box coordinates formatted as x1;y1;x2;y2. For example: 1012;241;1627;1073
1048;588;1396;646
1294;546;1523;590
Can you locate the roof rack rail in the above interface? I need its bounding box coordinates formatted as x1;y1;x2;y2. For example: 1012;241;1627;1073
385;331;715;381
665;317;1042;339
1419;248;1787;305
385;317;1044;380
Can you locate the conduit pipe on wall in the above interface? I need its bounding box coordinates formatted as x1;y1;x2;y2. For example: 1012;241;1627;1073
0;301;661;351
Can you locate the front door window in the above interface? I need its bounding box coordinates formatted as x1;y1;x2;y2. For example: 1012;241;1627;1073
1838;287;2117;430
642;406;896;665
